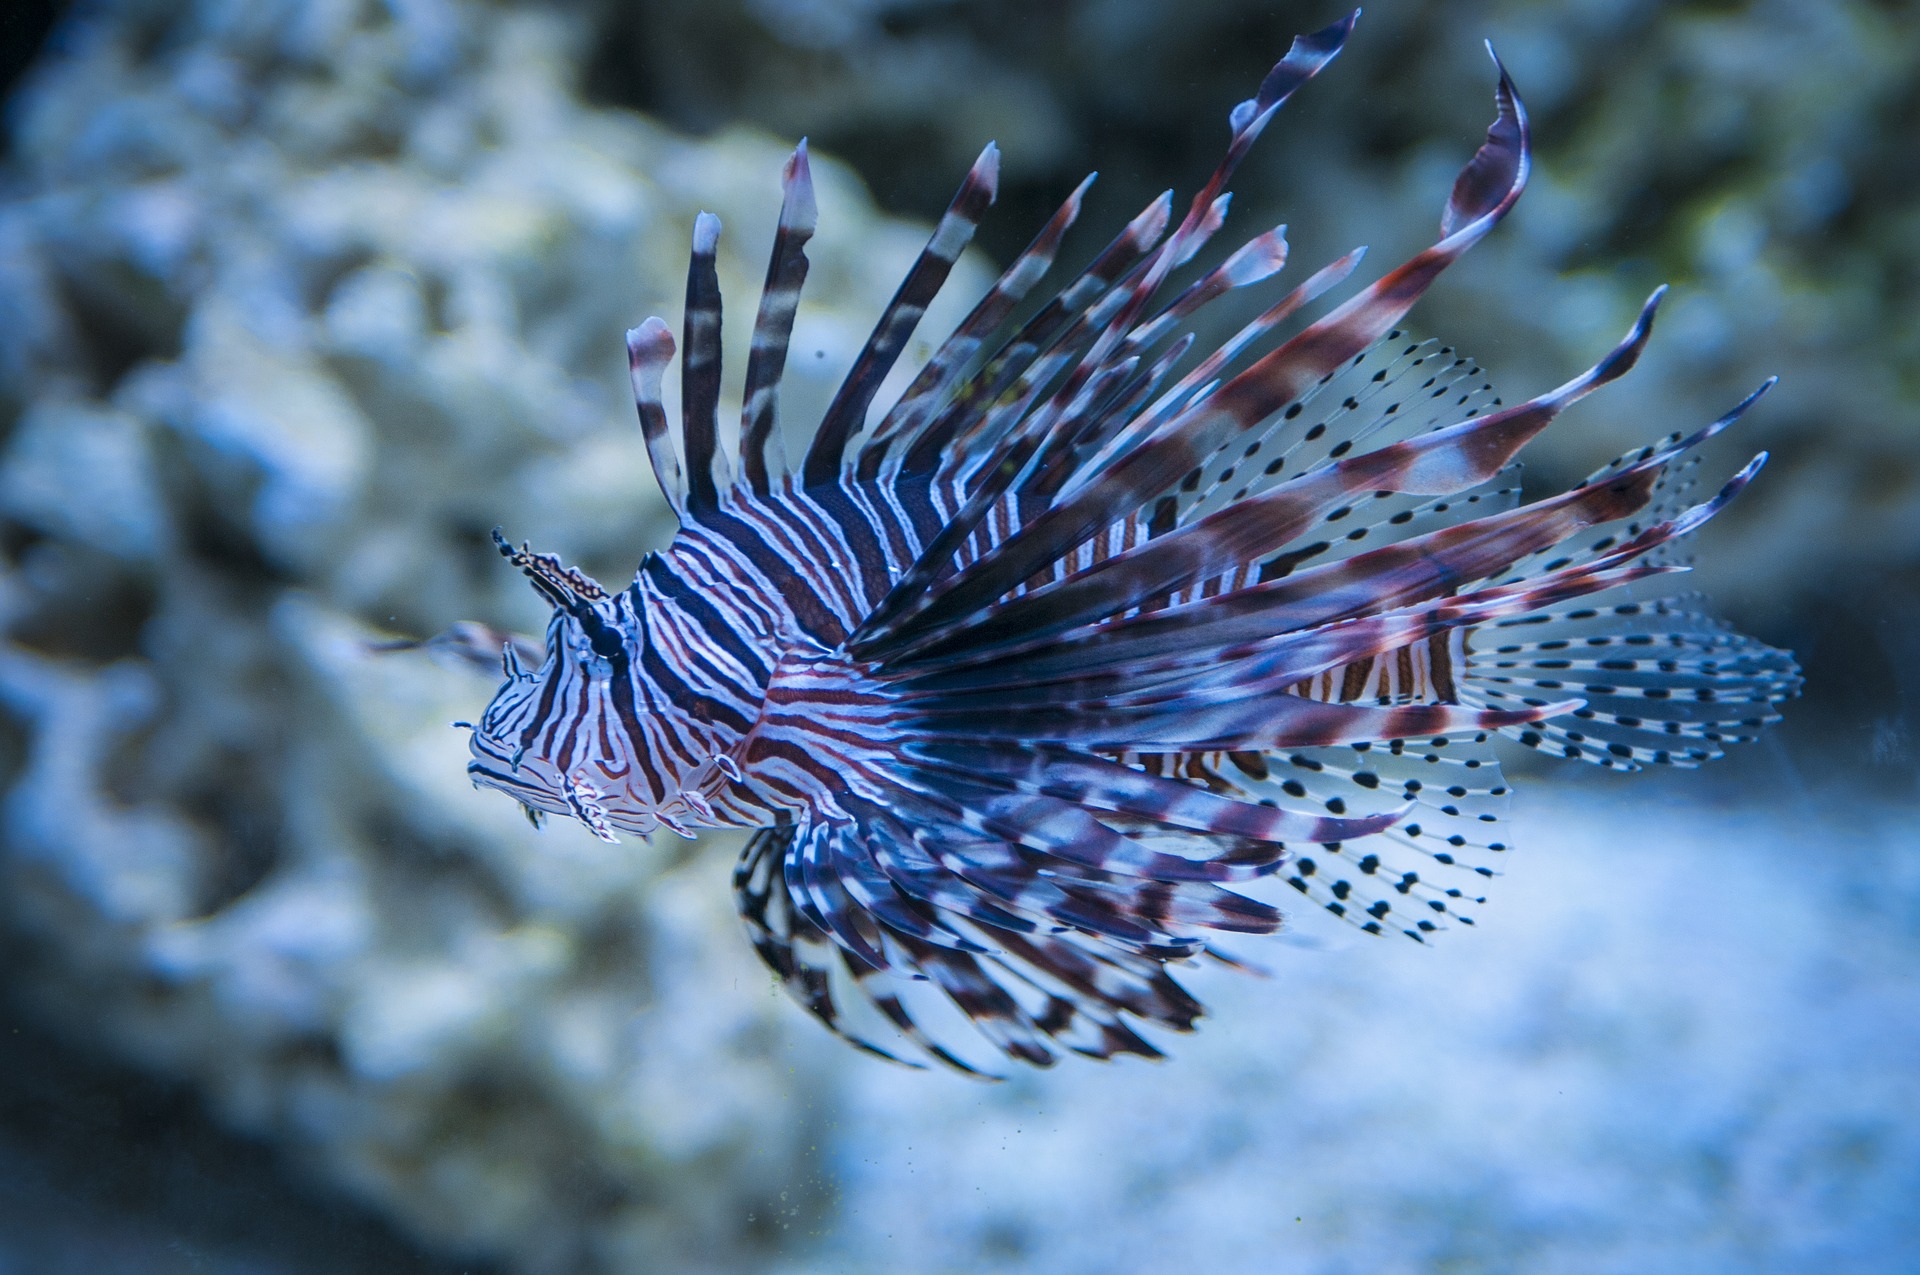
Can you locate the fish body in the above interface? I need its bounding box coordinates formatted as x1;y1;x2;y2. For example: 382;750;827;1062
466;14;1798;1072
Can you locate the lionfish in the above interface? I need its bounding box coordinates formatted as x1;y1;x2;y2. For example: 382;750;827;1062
461;13;1798;1073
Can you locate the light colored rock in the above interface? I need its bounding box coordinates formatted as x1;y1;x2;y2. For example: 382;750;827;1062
0;399;168;561
0;0;987;1267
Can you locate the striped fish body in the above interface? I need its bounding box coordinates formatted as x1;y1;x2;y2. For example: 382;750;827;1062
476;471;1175;834
465;13;1799;1074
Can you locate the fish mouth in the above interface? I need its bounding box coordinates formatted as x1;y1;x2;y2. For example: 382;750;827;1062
465;726;566;807
466;737;662;839
466;756;567;812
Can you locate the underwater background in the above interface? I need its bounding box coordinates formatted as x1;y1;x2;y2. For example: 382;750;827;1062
0;0;1915;1271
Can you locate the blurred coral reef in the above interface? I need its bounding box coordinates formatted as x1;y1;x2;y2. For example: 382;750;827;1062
0;0;981;1267
0;0;1915;1272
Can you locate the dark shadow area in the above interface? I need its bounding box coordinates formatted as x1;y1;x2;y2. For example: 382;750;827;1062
0;0;62;122
0;990;497;1274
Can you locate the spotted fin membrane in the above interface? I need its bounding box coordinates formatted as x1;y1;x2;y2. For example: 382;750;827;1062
1459;433;1802;770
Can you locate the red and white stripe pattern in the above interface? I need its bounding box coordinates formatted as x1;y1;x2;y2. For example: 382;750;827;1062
464;12;1797;1073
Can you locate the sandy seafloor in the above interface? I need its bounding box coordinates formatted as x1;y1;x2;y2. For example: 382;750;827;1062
758;766;1920;1274
2;751;1915;1275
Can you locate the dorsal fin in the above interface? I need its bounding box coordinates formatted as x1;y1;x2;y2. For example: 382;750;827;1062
681;211;729;513
848;47;1531;661
801;143;1000;488
897;188;1174;483
625;316;686;522
856;170;1096;483
739;141;818;496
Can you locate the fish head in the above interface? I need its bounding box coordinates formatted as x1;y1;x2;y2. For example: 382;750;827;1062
464;537;665;840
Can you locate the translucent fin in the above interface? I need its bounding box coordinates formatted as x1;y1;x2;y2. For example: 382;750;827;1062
1174;734;1513;940
1461;585;1802;770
